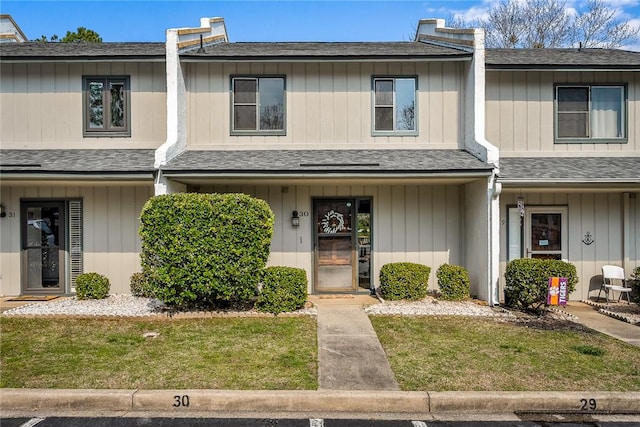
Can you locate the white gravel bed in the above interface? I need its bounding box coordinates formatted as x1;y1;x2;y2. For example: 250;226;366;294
365;296;511;317
2;294;167;317
1;294;317;317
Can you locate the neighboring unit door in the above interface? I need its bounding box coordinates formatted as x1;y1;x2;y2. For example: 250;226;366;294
525;207;568;260
21;201;66;294
314;199;357;292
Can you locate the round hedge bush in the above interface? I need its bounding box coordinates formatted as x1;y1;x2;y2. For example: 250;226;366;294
504;258;577;312
255;266;308;314
379;262;430;301
75;272;110;300
139;193;274;309
130;272;154;298
436;264;470;301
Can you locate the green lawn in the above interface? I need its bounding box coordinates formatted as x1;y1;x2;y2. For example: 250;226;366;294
0;316;317;390
3;314;639;391
370;316;640;391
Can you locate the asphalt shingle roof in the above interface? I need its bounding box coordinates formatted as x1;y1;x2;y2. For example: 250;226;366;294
162;149;492;174
498;157;640;183
0;149;156;175
180;41;472;60
0;42;165;60
486;48;640;69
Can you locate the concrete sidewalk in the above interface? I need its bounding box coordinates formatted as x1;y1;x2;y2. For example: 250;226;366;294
560;302;640;347
313;294;399;390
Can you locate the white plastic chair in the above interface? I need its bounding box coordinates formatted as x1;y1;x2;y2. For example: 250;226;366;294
597;265;632;304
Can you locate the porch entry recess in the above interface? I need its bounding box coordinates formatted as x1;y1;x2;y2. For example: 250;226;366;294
508;206;568;261
313;198;371;293
20;200;83;295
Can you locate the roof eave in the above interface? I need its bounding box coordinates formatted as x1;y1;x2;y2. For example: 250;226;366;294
179;54;473;63
486;65;640;71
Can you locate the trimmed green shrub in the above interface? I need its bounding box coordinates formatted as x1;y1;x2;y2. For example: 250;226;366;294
255;266;308;314
379;262;430;301
504;258;578;312
139;193;274;309
632;266;640;304
130;272;154;298
436;264;470;301
75;273;110;300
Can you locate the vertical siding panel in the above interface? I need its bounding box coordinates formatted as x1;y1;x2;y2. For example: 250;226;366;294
485;73;500;148
27;64;43;142
391;186;405;262
513;72;528;152
82;187;96;273
428;62;444;144
13;64;28;142
40;63;56;143
419;185;434;271
442;62;458;144
305;63;321;146
333;63;347;143
291;63;306;145
0;65;14;142
446;185;461;265
319;63;334;144
361;63;373;142
432;186;447;277
377;185;392;267
405;185;420;263
55;64;71;142
346;63;362;144
500;72;515;152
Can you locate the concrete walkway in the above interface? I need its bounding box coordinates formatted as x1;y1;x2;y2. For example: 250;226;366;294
561;301;640;347
311;295;400;391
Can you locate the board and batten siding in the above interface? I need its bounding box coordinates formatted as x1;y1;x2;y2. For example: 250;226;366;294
196;183;465;292
0;62;166;149
485;71;639;154
185;61;463;150
499;191;640;301
0;184;153;295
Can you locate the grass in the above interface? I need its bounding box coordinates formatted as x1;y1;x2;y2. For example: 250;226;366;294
0;316;317;390
370;316;640;391
3;313;639;391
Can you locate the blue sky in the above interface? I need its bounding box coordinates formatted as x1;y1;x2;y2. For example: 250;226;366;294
2;0;639;47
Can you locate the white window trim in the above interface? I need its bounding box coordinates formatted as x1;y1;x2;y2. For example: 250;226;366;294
372;76;418;136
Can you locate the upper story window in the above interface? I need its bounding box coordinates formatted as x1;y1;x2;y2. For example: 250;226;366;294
373;77;417;135
555;84;626;143
83;76;130;137
232;76;285;135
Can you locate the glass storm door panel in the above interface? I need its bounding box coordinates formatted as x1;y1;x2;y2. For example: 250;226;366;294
315;199;356;292
526;208;567;260
357;199;372;290
22;202;66;293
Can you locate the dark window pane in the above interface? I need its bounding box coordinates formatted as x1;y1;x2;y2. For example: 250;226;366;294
531;213;562;251
110;82;125;128
88;81;104;128
259;78;284;130
375;107;393;131
395;78;415;131
558;112;588;138
234;105;256;130
234;79;257;104
375;80;393;105
557;87;588;111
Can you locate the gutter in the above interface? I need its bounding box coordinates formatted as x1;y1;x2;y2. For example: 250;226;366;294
0;172;154;181
159;170;493;180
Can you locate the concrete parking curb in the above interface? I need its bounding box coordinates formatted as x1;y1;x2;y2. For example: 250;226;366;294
2;389;639;415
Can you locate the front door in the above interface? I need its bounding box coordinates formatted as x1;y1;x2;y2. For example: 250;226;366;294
314;199;357;292
525;207;568;260
21;201;66;294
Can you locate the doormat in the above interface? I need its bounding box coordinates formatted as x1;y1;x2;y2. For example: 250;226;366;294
5;295;59;302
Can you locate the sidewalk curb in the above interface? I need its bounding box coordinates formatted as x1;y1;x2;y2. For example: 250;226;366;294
2;389;639;415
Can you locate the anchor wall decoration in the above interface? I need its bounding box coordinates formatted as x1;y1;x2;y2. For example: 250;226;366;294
582;231;594;245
